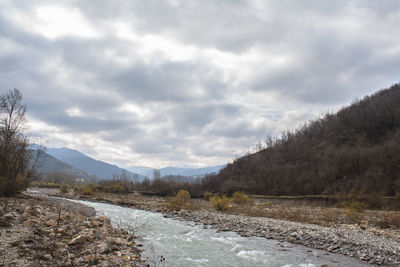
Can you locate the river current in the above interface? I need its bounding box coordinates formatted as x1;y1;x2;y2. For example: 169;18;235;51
71;200;369;267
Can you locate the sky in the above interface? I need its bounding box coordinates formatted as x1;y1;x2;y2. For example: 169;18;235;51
0;0;399;169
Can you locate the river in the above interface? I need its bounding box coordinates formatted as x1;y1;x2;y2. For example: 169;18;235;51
70;199;369;267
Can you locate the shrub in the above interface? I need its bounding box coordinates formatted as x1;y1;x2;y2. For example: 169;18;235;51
232;191;250;204
347;201;368;212
60;184;68;194
102;183;128;194
77;184;95;195
345;207;364;223
341;201;367;223
337;200;368;212
82;186;94;195
167;189;191;210
210;195;231;211
203;191;213;200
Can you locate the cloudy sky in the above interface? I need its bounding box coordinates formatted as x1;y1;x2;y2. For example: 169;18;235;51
1;0;399;169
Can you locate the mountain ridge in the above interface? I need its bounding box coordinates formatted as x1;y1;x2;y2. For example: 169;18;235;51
45;147;144;181
30;150;96;182
129;165;225;178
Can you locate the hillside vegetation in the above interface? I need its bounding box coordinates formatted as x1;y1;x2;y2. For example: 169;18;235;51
204;83;400;196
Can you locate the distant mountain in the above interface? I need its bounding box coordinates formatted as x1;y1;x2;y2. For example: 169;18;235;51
128;166;154;177
129;165;225;178
30;150;95;181
161;175;202;183
45;147;145;181
161;165;225;177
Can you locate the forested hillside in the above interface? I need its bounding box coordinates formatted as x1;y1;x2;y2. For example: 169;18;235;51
204;83;400;196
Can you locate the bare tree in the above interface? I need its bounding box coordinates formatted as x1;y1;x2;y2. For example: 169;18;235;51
0;89;37;196
153;168;161;180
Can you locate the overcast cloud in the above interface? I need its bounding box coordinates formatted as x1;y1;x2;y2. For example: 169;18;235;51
1;0;399;168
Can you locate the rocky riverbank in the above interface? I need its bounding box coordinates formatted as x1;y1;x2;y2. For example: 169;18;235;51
33;188;400;266
164;209;399;266
0;195;147;266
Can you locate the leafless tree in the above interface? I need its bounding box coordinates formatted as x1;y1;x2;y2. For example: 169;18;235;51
153;168;161;180
0;89;40;196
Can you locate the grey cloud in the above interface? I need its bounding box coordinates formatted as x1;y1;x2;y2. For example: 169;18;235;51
107;60;226;103
1;0;400;167
207;119;267;139
168;102;241;133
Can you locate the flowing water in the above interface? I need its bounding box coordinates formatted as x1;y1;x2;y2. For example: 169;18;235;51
71;200;369;267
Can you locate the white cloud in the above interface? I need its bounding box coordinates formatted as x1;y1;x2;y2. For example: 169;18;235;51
2;0;400;168
34;5;100;39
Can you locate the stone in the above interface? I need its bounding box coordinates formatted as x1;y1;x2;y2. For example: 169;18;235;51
68;235;87;245
43;254;52;260
3;213;14;219
84;255;95;263
122;255;131;261
112;238;124;246
97;244;111;254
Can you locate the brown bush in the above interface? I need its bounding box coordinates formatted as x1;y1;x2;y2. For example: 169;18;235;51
166;189;191;210
210;195;231;211
232;191;250;204
60;184;68;194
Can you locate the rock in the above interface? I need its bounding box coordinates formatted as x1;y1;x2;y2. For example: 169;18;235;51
69;235;87;245
112;238;124;246
3;213;14;219
98;216;111;225
97;244;111;254
42;254;52;260
122;255;131;261
84;255;95;263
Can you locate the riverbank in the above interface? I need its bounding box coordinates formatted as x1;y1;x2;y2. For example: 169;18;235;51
35;188;400;266
0;194;147;266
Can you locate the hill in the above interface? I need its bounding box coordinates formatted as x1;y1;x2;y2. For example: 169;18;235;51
45;147;145;182
205;83;400;196
129;165;225;178
31;150;96;182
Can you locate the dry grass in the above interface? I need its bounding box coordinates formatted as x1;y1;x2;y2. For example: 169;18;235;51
185;199;209;211
44;188;400;229
225;199;400;229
